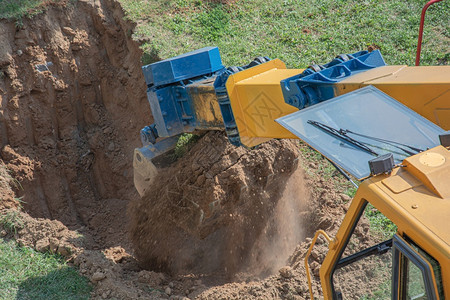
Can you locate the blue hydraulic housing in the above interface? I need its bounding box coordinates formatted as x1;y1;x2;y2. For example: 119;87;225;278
140;47;226;146
213;68;242;146
213;56;271;146
281;50;386;109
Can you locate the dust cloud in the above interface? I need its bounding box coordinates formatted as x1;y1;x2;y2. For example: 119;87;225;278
245;166;308;277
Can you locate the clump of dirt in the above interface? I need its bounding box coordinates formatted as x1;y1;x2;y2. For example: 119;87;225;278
129;131;307;277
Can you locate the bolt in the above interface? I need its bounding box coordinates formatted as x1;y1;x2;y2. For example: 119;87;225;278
141;133;148;142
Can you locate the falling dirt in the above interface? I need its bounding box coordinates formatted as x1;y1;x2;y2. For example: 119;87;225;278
1;1;386;299
129;131;306;277
246;166;307;277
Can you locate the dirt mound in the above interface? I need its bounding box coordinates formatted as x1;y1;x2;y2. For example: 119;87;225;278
129;131;306;277
0;0;150;249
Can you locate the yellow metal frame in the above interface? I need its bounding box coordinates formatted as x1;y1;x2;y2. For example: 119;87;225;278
319;146;450;299
304;230;335;300
337;65;450;130
226;60;304;147
222;60;450;150
224;63;449;149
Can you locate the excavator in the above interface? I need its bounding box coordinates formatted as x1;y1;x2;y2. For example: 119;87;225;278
133;1;449;299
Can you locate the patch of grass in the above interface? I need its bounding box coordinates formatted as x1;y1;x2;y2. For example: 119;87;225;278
297;142;356;196
191;6;230;41
344;186;358;198
298;143;336;178
120;0;449;67
0;165;22;191
173;133;200;158
0;238;92;300
0;0;71;20
365;203;397;239
0;209;24;234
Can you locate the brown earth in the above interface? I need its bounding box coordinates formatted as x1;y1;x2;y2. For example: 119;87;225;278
0;0;150;250
0;1;385;299
0;162;17;209
129;131;306;277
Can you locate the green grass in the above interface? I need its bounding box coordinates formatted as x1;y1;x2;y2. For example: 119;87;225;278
0;209;24;234
365;203;397;239
0;238;92;300
0;0;71;20
173;133;200;158
120;0;449;67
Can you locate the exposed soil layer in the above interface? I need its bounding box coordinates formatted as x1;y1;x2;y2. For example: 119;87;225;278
0;0;150;249
129;131;305;277
0;163;17;209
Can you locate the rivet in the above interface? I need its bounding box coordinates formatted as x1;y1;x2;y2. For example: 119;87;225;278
412;204;418;209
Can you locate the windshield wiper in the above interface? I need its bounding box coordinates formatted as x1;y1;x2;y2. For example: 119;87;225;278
340;129;423;156
307;120;379;156
307;120;423;157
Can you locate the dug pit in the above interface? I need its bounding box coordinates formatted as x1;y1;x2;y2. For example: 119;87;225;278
0;0;150;250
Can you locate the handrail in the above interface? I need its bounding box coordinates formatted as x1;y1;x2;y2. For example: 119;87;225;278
304;230;334;300
415;0;444;66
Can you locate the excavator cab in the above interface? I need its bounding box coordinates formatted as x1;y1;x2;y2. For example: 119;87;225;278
318;163;449;300
324;200;446;300
277;87;449;299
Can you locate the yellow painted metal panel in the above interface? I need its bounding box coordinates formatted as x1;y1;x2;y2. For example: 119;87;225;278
404;146;450;199
339;65;408;84
188;77;224;130
226;59;304;148
337;65;450;129
368;84;449;129
320;146;450;299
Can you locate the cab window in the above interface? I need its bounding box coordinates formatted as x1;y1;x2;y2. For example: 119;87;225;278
394;235;444;300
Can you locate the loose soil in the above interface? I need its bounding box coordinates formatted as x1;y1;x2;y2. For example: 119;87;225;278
129;131;305;277
0;1;385;299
